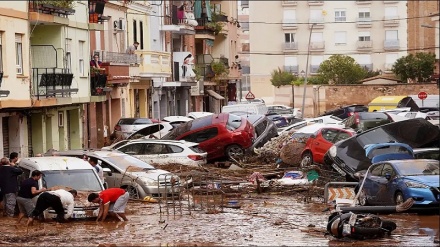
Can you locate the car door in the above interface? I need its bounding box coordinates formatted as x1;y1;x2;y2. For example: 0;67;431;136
363;164;384;205
182;127;219;159
96;159;122;189
311;128;339;164
167;144;186;164
379;163;398;205
142;143;172;164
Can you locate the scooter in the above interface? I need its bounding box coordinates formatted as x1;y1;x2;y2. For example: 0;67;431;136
326;211;397;240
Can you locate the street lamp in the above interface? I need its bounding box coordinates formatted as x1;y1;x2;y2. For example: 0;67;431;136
301;23;316;117
291;72;298;108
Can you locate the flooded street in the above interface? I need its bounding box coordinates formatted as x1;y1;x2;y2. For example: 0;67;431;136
0;195;438;246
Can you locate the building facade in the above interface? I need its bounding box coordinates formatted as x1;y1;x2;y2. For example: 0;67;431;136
238;0;250;100
407;1;439;55
249;0;408;105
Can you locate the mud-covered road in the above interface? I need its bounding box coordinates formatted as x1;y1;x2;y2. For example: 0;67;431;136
0;195;438;246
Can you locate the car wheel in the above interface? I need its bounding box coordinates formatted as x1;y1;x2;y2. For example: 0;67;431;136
300;151;313;167
358;189;369;206
125;186;140;199
226;144;244;160
394;192;404;205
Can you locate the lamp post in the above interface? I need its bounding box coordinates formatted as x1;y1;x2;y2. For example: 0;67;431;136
301;23;316;117
291;72;298;108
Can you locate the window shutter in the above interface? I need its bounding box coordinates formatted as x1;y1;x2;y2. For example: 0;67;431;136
384;7;398;17
15;34;22;43
284;56;298;66
311;32;323;42
311;56;324;65
334;31;346;44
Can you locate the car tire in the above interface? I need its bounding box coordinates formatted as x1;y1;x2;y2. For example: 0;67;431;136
358;189;369;206
300;151;313;167
225;144;244;160
394;191;404;205
125;186;140;199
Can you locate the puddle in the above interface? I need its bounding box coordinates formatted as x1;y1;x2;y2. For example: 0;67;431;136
0;195;438;246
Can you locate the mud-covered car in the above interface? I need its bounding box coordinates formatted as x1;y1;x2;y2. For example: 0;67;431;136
324;118;440;181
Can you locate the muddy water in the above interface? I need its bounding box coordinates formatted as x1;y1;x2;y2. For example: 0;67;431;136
0;195;438;246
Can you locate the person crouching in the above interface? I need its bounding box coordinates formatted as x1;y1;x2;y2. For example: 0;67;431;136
88;188;129;222
27;189;77;226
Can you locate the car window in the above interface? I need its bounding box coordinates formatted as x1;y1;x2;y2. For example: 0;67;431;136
144;144;169;154
112;140;129;150
102;155;156;170
354;106;368;112
182;127;218;143
227;114;242;130
189;145;205;153
119;143;145;155
333;130;352;143
42;170;103;191
414;150;440;160
321;129;339;142
381;164;395;177
255;119;268;137
129;124;164;139
169;145;184;153
396;161;439;176
333;109;345;117
99;160;121;174
359;113;388;120
118;118;152;125
370;164;384;176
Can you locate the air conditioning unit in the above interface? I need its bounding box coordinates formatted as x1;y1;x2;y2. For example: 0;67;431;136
113;19;126;31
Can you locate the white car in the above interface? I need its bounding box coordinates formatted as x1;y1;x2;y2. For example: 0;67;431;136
397;111;439;120
279;116;343;134
162;116;193;128
267;105;302;118
304;115;342;124
102;139;207;166
127;122;174;139
187;112;214;119
113;118;155;138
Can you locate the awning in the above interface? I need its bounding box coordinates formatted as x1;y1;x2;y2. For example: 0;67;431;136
207;90;225;100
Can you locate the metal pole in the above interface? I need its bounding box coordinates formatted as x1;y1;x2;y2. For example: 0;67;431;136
301;24;315;116
291;84;294;107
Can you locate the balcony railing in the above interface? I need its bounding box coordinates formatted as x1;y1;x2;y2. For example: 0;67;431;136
356;0;372;4
101;51;139;65
241;0;249;8
383;16;400;27
195;17;216;35
240;22;249;31
308;1;324;6
195;65;215;80
32;68;78;99
284;42;298;50
310;41;325;50
282;1;298;6
90;72;110;96
360;64;373;71
29;0;75;17
310;65;320;73
284;65;299;73
357;17;372;27
384;39;400;50
137;51;172;76
357;40;373;50
384;0;399;3
282;19;298;28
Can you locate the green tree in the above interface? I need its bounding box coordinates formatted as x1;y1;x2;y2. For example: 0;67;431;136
270;68;297;87
362;69;381;79
317;54;367;84
392;52;436;83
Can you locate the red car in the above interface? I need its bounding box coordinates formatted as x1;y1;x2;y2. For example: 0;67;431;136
300;127;355;166
162;113;255;160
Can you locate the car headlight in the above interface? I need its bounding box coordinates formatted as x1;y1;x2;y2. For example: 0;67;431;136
329;145;337;157
405;181;429;189
143;179;158;187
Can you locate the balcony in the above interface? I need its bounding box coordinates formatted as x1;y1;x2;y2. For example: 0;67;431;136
100;51;139;65
282;1;298;6
308;1;324;6
357;40;373;50
240;22;249;32
384;0;399;3
241;0;249;8
161;5;196;35
88;0;109;31
284;42;298;51
195;17;216;40
360;64;373;71
310;65;320;74
284;65;299;74
282;19;298;29
309;41;325;51
28;0;75;25
32;68;78;99
136;51;172;78
90;72;111;96
309;18;325;28
383;16;400;27
356;0;371;4
356;17;372;27
384;39;400;51
0;72;10;98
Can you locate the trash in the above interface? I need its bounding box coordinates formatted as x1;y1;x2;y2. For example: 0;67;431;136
143;196;158;203
228;164;244;170
280;142;305;166
306;170;319;182
282;171;304;179
248;172;266;184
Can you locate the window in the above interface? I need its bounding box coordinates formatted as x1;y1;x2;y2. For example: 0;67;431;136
334;131;352;143
334;9;346;22
381;164;395;177
119;143;145;155
285;33;295;43
358;8;370;19
370;164;384;176
15;34;23;75
78;40;85;76
133;20;137;43
284;56;298;66
144;144;169;154
356;54;372;66
385;30;398;40
139;21;144;50
358;31;371;41
0;33;3;72
311;55;324;65
384;6;398;19
334;31;347;45
310;9;323;22
321;129;339;142
283;9;296;21
168;145;184;153
254;120;268;137
311;32;323;42
386;53;399;65
65;38;72;73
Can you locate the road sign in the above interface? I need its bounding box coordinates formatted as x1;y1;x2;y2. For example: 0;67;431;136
327;187;356;202
418;91;428;100
245;91;255;100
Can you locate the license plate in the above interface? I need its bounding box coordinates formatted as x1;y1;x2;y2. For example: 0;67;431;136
332;163;346;176
72;213;87;219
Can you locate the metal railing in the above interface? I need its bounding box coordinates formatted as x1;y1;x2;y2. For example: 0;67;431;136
90;73;108;96
101;51;139;64
384;39;400;50
29;0;75;17
357;40;373;49
282;19;297;27
284;42;298;50
32;68;77;99
309;41;325;50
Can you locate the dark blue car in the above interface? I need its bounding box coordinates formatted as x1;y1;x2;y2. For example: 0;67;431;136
358;159;439;206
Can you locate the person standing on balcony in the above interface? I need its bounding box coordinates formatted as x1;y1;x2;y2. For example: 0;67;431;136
182;54;196;79
126;41;139;55
90;54;103;70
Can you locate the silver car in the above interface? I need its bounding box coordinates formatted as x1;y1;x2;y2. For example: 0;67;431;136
113;118;154;138
57;150;180;199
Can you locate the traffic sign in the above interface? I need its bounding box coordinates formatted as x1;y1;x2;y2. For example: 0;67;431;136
418;91;428;100
327;187;356;202
245;91;255;100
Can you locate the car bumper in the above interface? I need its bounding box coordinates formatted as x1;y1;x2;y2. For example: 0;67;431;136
141;184;181;198
324;153;356;179
404;188;440;205
45;207;99;219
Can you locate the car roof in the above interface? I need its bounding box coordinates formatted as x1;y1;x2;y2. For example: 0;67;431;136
58;149;128;158
413;147;439;153
387;159;439;165
124;139;199;147
19;156;93;171
162;116;193;122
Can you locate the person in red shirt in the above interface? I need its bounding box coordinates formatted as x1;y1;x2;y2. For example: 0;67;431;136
88;188;129;222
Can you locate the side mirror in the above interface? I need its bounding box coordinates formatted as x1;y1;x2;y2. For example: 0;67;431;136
385;173;391;180
102;168;112;176
103;182;108;189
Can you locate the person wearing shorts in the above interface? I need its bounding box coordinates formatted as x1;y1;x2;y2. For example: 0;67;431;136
16;170;46;224
88;188;129;222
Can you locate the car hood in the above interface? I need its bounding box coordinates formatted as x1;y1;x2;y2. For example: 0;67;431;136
129;169;172;181
403;175;440;187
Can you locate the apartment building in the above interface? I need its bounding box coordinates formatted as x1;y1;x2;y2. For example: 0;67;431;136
162;0;241;115
249;0;408;104
238;1;250;100
407;1;439;55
